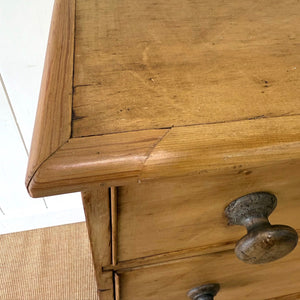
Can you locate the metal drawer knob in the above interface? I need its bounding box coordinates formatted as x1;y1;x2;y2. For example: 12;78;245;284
187;284;220;300
225;192;298;264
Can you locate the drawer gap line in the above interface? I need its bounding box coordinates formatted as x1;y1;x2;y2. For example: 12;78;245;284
110;186;118;266
103;241;238;273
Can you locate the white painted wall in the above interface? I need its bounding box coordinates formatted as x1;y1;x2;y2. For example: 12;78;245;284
0;0;85;234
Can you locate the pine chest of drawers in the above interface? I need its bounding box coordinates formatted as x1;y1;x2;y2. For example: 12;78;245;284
26;0;300;299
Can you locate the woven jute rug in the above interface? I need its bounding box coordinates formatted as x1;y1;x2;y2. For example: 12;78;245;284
0;222;97;300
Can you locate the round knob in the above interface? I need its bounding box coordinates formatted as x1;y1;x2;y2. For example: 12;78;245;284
225;192;298;264
187;284;220;300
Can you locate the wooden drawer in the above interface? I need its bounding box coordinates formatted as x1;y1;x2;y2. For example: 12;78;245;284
117;159;300;261
118;246;300;300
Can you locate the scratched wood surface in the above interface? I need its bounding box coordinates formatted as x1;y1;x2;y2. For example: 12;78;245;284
118;246;300;300
73;0;300;137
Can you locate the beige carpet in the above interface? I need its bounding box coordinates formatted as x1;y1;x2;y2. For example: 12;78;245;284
0;222;98;300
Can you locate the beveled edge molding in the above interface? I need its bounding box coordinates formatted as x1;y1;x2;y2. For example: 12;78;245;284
27;129;168;197
25;0;75;192
27;115;300;197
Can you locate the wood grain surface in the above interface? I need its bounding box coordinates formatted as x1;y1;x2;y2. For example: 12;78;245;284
26;0;74;187
140;115;300;180
81;187;114;300
117;159;300;261
27;116;300;197
267;292;300;300
111;187;118;267
25;1;300;298
26;0;300;197
119;246;300;300
27;129;167;196
103;240;237;273
72;0;300;137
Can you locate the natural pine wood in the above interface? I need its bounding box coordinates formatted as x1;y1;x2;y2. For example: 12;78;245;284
25;0;300;198
267;292;300;300
117;159;300;261
103;240;237;272
104;234;300;274
81;187;114;300
114;274;120;300
119;246;300;300
72;0;300;137
26;0;74;188
110;187;118;266
27;116;300;197
25;0;300;298
140;115;300;180
27;129;167;197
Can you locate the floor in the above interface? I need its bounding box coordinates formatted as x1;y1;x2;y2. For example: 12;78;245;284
0;222;97;299
0;0;85;234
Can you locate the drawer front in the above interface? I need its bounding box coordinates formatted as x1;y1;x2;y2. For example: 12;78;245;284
118;246;300;300
117;159;300;261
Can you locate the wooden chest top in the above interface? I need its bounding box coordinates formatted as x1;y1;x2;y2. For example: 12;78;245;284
73;0;300;137
26;0;300;197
